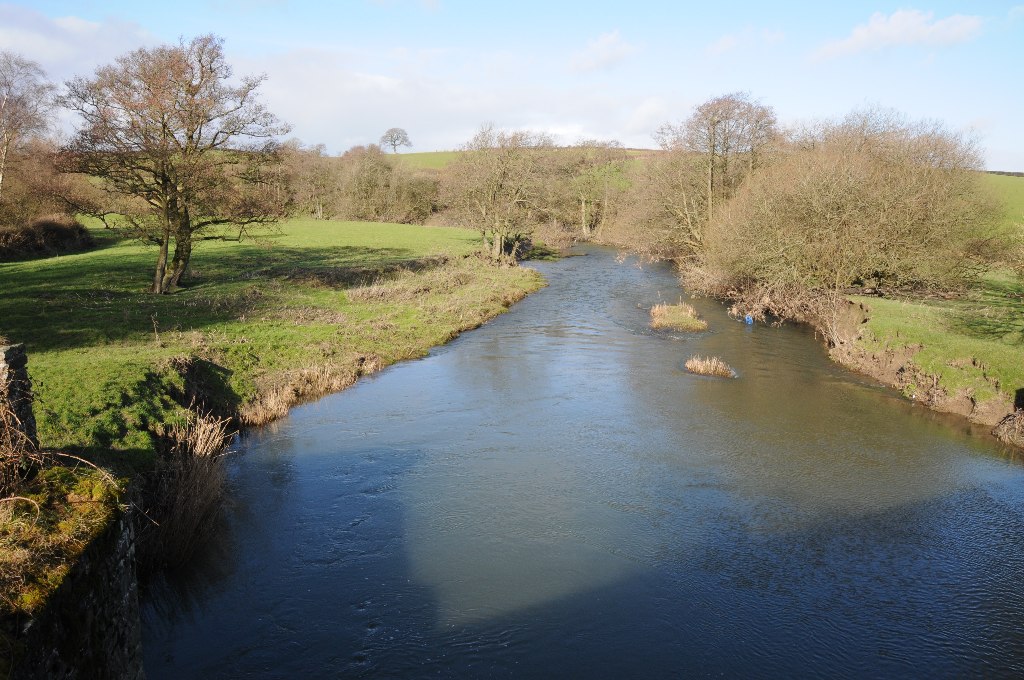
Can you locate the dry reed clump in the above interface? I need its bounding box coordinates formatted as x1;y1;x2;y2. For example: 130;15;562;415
239;355;382;426
994;410;1024;448
346;262;472;304
684;355;736;378
136;411;233;571
650;301;709;332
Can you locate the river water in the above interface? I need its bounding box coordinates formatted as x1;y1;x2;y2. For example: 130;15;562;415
142;246;1024;678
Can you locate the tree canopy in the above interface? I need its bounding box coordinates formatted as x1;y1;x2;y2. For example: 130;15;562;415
62;34;289;293
0;51;55;204
380;127;412;154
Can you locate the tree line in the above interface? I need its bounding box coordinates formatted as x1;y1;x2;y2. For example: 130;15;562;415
1;35;1017;319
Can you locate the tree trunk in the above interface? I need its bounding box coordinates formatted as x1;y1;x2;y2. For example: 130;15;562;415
152;226;170;294
165;208;193;291
0;137;9;203
707;126;716;223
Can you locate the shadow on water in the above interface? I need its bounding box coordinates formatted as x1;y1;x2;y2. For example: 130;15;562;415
141;245;1024;678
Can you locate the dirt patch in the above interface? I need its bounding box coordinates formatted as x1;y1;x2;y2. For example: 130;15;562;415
828;302;1018;448
832;341;1014;426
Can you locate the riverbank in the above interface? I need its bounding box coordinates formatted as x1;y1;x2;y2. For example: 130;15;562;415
0;219;544;667
829;275;1023;447
827;175;1024;448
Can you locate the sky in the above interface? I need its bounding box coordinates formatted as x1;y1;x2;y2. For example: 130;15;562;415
2;1;1022;169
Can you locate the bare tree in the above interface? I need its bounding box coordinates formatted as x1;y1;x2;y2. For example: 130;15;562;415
379;127;412;154
545;140;629;239
442;125;552;263
656;92;777;222
281;140;340;220
0;52;55;203
61;35;289;293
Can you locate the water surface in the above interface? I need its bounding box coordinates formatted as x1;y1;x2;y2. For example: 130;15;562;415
143;246;1024;678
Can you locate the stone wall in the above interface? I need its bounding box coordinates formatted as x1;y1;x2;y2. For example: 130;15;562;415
0;343;38;449
10;511;144;680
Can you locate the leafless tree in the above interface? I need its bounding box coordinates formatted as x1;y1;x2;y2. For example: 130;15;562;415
542;140;629;239
281;140;341;220
334;144;438;223
0;52;55;203
61;34;290;293
442;125;553;263
379;127;412;154
656;92;778;222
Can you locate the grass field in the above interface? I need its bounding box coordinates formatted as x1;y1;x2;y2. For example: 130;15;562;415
851;174;1024;411
985;173;1024;231
0;218;542;458
397;151;460;170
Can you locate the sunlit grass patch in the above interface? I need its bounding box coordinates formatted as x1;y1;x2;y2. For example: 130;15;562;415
651;301;708;331
684;355;736;378
0;464;119;616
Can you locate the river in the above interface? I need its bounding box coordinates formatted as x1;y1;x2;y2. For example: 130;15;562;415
141;246;1024;678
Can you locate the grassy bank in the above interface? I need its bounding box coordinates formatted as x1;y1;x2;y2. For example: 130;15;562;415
840;174;1024;431
0;218;543;616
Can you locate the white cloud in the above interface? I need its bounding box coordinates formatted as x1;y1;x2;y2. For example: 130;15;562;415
1011;5;1024;20
706;27;785;57
0;6;154;81
569;30;637;73
235;43;676;153
815;10;983;60
624;97;671;141
707;34;739;56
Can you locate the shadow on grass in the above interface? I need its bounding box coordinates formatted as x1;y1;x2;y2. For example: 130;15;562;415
949;277;1024;345
0;242;447;354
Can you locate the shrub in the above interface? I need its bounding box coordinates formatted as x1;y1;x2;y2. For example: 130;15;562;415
693;109;1001;344
0;215;94;261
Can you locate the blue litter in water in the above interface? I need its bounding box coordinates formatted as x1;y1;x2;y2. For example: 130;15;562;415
744;314;754;325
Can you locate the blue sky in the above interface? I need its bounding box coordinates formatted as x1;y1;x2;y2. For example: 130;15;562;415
3;1;1022;168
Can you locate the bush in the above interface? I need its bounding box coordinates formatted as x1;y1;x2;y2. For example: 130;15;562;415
692;109;1002;343
0;215;94;261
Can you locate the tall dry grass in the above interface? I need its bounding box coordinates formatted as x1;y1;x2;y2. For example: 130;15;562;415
684;355;736;378
137;411;233;570
994;410;1024;448
650;301;708;331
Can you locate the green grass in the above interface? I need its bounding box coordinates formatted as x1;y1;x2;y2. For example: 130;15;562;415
852;286;1024;403
984;173;1024;232
0;218;542;458
396;151;460;170
650;301;708;332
